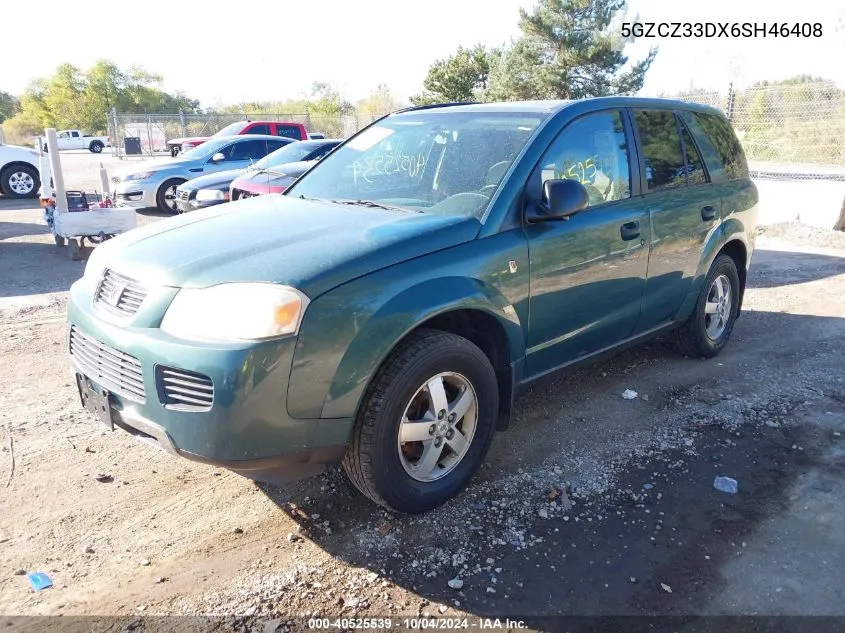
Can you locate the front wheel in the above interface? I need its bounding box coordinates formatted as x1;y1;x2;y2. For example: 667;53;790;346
155;178;184;214
671;254;741;358
1;165;40;199
342;329;499;514
89;141;104;153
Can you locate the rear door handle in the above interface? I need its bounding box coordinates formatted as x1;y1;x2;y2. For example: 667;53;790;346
701;205;717;221
620;221;640;241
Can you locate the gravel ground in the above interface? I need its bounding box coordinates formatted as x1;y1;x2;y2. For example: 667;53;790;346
1;208;844;632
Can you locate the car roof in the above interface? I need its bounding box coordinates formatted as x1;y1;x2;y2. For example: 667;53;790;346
392;97;725;118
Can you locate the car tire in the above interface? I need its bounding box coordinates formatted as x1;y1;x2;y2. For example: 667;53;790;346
671;254;741;359
89;141;104;153
170;146;180;158
155;178;185;214
1;164;40;199
342;328;499;514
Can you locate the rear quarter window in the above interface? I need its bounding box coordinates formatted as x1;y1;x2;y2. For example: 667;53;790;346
682;111;749;181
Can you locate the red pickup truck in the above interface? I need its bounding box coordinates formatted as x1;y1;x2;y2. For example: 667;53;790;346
166;120;307;157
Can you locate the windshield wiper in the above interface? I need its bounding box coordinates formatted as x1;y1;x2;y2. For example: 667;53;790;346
332;199;420;213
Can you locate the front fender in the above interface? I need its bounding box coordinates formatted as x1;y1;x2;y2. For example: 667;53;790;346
286;232;530;421
325;277;523;420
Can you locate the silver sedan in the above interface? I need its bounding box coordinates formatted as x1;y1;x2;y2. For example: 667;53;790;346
112;135;290;213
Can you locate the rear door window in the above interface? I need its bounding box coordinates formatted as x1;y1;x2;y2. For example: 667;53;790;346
276;124;303;140
246;123;270;135
679;122;708;186
634;110;687;192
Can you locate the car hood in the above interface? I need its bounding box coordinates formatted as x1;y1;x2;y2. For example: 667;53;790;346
95;195;481;298
116;156;193;178
0;144;39;163
179;168;245;191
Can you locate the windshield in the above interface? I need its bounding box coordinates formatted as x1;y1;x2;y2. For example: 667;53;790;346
178;137;229;160
210;121;247;138
286;112;545;218
252;142;321;171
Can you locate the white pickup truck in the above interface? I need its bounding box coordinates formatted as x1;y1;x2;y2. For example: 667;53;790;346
0;143;41;198
37;129;110;153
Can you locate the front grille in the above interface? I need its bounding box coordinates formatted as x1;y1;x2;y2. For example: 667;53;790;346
70;326;145;402
95;269;147;316
156;366;214;410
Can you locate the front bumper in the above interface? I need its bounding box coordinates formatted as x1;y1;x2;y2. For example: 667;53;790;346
175;196;225;213
113;181;157;209
66;280;352;482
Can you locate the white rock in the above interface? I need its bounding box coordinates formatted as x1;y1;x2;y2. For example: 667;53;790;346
447;578;464;590
622;389;638;400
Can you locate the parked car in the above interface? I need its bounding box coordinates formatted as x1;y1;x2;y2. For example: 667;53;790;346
112;135;290;213
307;133;326;139
36;129;109;153
67;98;757;513
172;139;307;212
230;139;342;200
166;121;308;157
0;143;40;198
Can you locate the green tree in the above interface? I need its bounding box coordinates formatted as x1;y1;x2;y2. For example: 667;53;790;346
0;91;20;123
1;60;202;141
485;0;657;101
411;45;498;104
42;63;86;129
357;83;402;118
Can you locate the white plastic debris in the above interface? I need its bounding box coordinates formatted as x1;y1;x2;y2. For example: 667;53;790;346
622;389;639;400
713;476;738;494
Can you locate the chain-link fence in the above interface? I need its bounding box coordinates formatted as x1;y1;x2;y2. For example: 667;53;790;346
106;110;386;158
653;80;845;180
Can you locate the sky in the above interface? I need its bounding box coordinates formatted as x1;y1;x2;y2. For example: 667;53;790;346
0;0;842;108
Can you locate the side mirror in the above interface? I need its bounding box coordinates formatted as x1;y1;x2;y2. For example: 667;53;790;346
527;179;589;222
211;152;226;163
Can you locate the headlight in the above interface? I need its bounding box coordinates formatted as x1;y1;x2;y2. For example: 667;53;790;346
124;171;156;181
196;189;229;202
160;283;309;341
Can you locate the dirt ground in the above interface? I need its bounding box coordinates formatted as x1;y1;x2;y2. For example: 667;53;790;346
1;199;845;631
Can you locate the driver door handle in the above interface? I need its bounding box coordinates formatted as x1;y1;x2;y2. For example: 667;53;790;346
620;221;641;241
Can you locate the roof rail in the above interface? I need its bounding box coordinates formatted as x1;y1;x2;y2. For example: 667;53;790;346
393;101;480;114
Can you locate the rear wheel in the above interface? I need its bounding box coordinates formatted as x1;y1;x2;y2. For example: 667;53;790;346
89;141;104;153
342;329;498;514
1;165;40;199
671;254;741;358
155;178;184;214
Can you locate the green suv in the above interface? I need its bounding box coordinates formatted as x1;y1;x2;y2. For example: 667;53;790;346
68;98;757;513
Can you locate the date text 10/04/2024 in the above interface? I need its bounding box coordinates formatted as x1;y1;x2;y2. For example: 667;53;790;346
307;618;528;629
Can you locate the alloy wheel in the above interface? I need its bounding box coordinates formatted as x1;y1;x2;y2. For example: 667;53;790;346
397;372;478;482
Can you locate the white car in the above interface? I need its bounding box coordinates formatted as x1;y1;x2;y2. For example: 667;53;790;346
36;129;110;153
0;144;40;198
